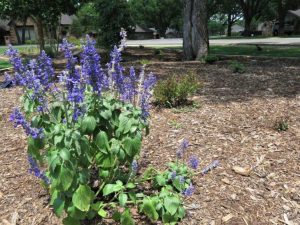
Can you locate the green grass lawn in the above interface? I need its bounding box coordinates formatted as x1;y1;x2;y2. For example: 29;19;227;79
0;60;11;69
0;45;39;55
210;45;300;58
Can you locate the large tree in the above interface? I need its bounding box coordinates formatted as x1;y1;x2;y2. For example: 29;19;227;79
218;0;242;36
183;0;209;60
129;0;183;36
239;0;268;35
94;0;134;48
274;0;300;35
0;0;81;51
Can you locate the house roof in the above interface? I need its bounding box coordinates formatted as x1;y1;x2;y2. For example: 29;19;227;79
60;14;77;25
288;9;300;18
135;25;153;33
0;19;10;31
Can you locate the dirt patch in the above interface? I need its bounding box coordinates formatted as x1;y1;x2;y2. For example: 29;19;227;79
0;57;299;224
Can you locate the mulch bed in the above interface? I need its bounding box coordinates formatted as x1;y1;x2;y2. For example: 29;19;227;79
0;55;299;225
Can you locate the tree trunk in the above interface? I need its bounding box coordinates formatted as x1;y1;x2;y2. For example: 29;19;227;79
227;14;232;37
36;18;45;52
183;0;209;60
277;0;285;35
244;15;252;36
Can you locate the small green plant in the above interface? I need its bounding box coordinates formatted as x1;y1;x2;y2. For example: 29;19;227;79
203;55;219;64
140;59;151;65
25;40;37;45
154;49;162;55
274;119;289;132
168;120;182;129
44;46;56;58
154;73;201;108
67;36;82;46
230;60;246;73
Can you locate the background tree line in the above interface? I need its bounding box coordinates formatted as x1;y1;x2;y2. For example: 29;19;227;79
1;0;300;58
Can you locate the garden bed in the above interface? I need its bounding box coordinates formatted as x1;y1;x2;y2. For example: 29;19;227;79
0;57;299;224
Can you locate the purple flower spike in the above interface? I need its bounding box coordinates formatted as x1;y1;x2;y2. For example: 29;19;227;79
176;139;189;159
183;184;195;197
170;171;177;180
131;160;138;173
10;108;44;139
28;155;50;184
189;156;199;170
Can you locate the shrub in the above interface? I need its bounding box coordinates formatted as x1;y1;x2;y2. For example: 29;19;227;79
154;73;200;107
230;60;246;73
25;40;37;45
204;55;219;64
67;36;81;46
4;33;213;225
274;119;289;132
154;49;162;55
44;46;56;58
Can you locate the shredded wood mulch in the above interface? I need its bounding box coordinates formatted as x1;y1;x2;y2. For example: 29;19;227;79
0;57;299;225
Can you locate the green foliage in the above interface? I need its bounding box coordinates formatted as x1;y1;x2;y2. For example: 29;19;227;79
44;46;56;58
274;119;289;132
67;36;81;46
154;49;162;55
204;55;219;64
70;3;98;38
154;73;200;107
128;0;183;36
95;0;134;48
230;60;246;73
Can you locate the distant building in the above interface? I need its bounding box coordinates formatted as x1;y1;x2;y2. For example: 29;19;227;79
225;24;244;35
165;28;181;38
129;25;155;40
0;14;76;45
287;9;300;34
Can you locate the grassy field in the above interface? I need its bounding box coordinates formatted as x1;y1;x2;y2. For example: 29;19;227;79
0;60;11;69
210;45;300;58
153;45;300;58
0;45;39;55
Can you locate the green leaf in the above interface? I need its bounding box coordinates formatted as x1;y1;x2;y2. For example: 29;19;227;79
59;148;70;161
81;116;96;134
98;208;107;218
118;193;128;207
100;110;112;120
126;183;136;189
155;174;167;186
95;131;110;154
50;191;65;217
122;137;141;157
67;204;87;219
141;198;159;221
96;152;115;169
120;209;135;225
103;181;124;196
72;185;95;212
59;165;74;191
164;196;180;216
63;216;80;225
54;135;64;146
162;212;178;224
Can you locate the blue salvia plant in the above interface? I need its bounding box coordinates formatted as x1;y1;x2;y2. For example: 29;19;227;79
6;29;217;224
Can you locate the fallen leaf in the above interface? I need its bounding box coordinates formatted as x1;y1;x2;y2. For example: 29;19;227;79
232;165;252;176
222;213;234;223
221;178;230;184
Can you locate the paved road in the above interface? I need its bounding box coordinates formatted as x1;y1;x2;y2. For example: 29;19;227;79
127;37;300;47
